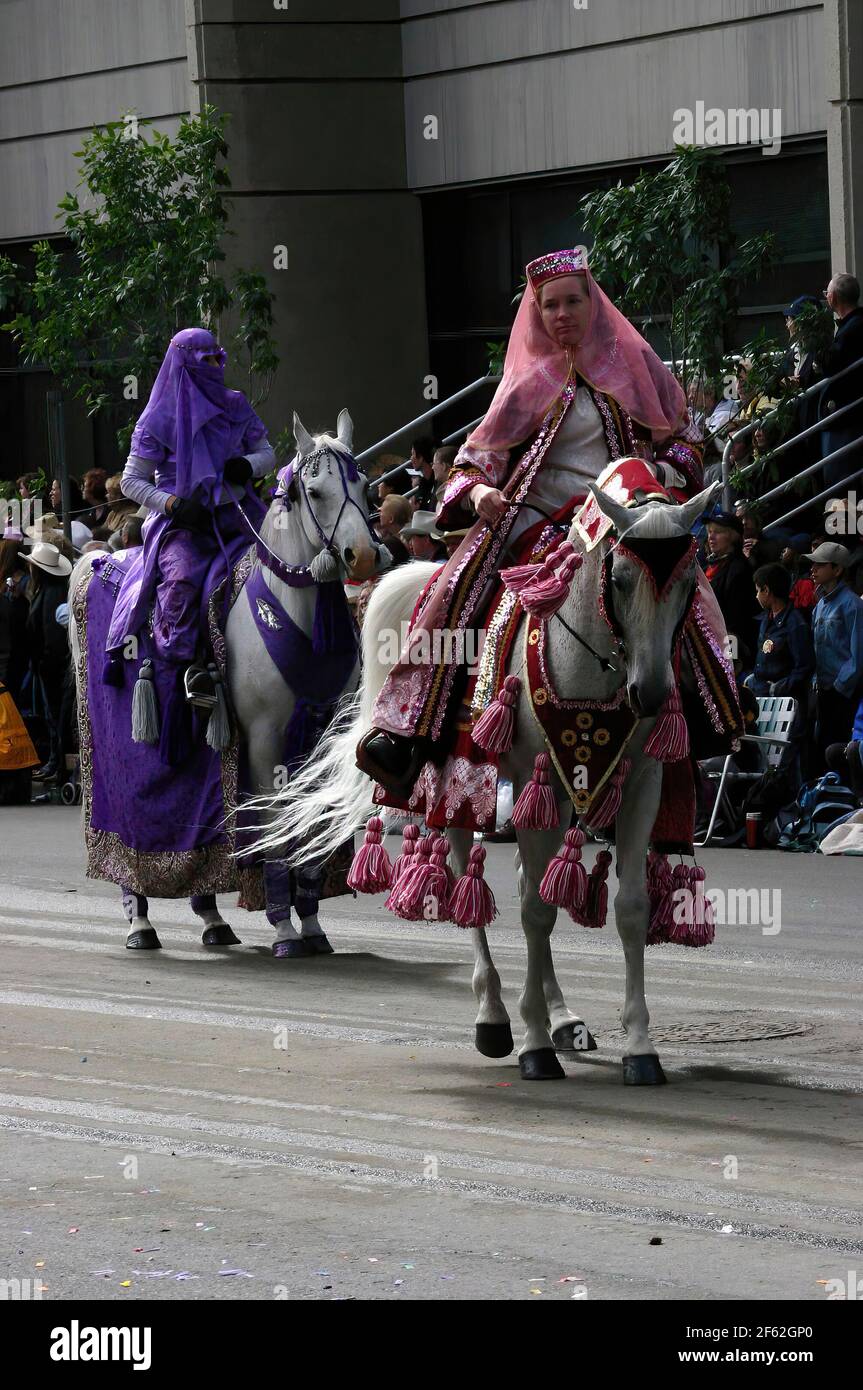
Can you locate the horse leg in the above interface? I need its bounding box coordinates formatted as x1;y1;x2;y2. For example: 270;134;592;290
246;721;317;960
613;749;666;1086
515;824;568;1080
447;828;513;1058
190;893;241;947
122;888;161;951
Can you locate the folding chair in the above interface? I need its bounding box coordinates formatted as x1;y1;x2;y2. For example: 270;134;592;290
694;695;798;847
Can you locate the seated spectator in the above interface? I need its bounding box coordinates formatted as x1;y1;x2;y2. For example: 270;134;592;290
373;453;409;499
780;535;818;611
375;495;411;568
748;563;814;699
703;511;759;668
405;437;438;511
400;510;447;563
21;541;72;782
702;381;741;483
736;504;781;568
807;541;863;769
48;475;85;529
728;360;778;467
0;531;30;706
80;468;110;530
432;445;458;506
104;472;139;532
119;516;144;550
819;273;863;492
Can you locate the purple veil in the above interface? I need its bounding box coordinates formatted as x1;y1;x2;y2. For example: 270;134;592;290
131;327;265;503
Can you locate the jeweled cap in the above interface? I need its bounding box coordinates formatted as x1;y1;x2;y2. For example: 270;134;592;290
526;247;588;292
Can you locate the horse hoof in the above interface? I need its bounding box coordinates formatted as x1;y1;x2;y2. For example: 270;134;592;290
552;1021;598;1053
475;1022;514;1058
126;928;162;951
201;923;241;946
622;1054;667;1086
272;938;313;959
519;1048;566;1081
303;933;334;955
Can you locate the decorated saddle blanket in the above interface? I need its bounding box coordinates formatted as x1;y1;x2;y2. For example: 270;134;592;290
75;546;355;901
373;457;739;849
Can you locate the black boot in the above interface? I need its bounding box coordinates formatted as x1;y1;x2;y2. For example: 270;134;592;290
356;729;428;795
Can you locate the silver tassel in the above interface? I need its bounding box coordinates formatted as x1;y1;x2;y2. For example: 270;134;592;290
206;663;231;751
131;659;160;744
309;548;340;583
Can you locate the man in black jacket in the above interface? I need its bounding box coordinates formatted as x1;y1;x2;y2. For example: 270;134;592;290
819;273;863;491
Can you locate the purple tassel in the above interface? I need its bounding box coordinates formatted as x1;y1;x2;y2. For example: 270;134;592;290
647;851;675;944
388;823;420;895
669;863;715;947
472;674;521;754
387;833;435;921
102;653;124;688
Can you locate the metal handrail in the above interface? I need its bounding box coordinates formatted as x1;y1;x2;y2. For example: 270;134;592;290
720;351;863;509
357;373;499;467
746;430;863;507
733;392;863;484
763;463;863;534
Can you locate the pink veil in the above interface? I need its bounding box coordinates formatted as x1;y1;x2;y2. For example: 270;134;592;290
469;253;687;452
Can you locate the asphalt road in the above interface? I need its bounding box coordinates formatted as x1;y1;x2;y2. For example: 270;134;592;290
0;806;860;1302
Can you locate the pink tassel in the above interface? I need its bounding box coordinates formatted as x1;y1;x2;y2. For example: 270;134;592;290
449;844;497;929
644;688;689;762
647;850;675;943
472;674;522;754
388;832;436;921
347;816;393;893
539;826;588;915
516;552;583;620
586;756;631;829
669;863;715;947
573;849;612;929
500;536;568;594
388;823;420;891
512;752;559;830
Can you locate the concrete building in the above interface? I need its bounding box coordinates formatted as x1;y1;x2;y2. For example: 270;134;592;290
0;0;860;477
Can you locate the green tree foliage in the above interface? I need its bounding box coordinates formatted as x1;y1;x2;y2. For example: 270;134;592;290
0;106;277;457
580;146;777;394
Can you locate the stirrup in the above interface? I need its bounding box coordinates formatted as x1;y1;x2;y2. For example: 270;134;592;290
184;664;218;710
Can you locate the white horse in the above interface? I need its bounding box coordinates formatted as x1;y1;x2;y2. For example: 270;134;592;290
253;481;715;1082
70;408;381;955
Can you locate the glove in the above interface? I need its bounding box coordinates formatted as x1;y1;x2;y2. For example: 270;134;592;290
170;497;211;533
223;456;253;487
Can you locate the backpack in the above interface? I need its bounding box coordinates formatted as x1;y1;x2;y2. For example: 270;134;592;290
774;773;858;852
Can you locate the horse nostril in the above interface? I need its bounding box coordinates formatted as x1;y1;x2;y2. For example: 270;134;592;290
344;548;355;568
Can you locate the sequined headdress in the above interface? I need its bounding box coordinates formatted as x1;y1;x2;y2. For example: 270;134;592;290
526;246;588;292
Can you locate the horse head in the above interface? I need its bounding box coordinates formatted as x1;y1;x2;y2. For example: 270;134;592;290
277;409;383;582
587;480;718;717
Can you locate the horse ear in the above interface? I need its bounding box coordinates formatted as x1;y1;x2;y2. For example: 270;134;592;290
674;481;721;535
587;482;636;537
293;412;315;459
336;409;354;451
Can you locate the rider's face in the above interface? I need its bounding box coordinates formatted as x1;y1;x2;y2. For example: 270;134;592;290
539;275;591;348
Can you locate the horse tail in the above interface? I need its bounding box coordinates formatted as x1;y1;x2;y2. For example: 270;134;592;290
250;560;438;867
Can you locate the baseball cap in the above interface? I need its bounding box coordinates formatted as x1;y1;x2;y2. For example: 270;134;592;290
803;542;852;566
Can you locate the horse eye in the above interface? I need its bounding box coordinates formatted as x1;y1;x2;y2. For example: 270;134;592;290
307;489;320;501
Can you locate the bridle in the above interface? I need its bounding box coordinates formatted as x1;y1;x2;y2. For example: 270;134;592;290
276;445;379;551
231;442;379;585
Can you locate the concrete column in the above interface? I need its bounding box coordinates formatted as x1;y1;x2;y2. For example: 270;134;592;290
183;0;429;455
825;0;863;277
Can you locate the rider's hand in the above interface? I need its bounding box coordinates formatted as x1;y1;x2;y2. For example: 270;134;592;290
170;496;211;533
223;456;253;487
470;483;507;525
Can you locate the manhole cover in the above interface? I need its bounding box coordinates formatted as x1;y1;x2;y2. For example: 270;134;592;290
607;1011;814;1044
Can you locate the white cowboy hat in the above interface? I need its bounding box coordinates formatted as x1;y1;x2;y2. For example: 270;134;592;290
19;540;72;577
400;510;444;541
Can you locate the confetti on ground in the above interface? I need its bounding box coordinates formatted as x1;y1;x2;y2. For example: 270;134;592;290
557;1276;584;1283
720;1225;734;1234
367;1257;378;1263
90;1269;113;1277
174;1273;199;1281
402;1264;414;1269
218;1268;254;1278
394;1279;404;1286
530;1288;543;1295
120;1280;132;1288
495;1082;512;1088
35;1261;44;1269
67;1227;79;1234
